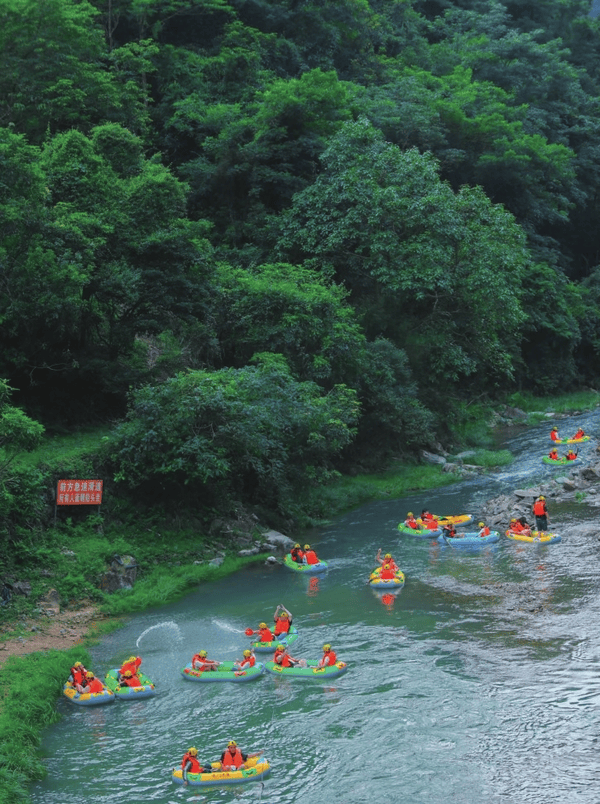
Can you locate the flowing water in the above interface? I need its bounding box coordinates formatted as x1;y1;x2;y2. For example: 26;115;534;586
30;413;600;804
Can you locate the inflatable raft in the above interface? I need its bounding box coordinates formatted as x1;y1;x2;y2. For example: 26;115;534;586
63;681;115;706
368;566;405;588
104;669;156;699
437;530;500;547
248;625;299;654
265;659;348;679
397;522;441;538
417;513;473;528
172;756;271;786
542;456;580;466
283;554;328;573
550;436;590;444
505;530;562;545
181;661;265;682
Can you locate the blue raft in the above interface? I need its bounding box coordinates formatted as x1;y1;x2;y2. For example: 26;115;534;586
436;530;500;547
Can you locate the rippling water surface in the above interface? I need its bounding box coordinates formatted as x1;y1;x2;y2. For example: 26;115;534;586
30;413;600;803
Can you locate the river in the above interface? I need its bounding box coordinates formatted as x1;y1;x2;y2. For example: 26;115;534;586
30;412;600;804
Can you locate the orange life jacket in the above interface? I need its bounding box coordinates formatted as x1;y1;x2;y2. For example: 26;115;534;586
86;678;104;693
258;627;274;642
123;675;141;687
120;657;141;675
321;649;337;666
70;666;86;685
274;616;291;635
548;450;558;460
550;430;559;441
405;518;418;529
511;522;523;533
533;501;547;516
222;748;244;768
304;550;319;565
181;754;201;773
290;547;304;563
239;655;256;669
479;526;491;537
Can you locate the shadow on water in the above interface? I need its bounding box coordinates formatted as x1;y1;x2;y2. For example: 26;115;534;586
30;410;600;804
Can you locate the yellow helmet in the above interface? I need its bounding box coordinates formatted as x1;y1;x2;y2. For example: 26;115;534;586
124;670;132;677
294;543;301;548
323;644;331;651
478;522;484;527
304;544;310;550
275;644;285;652
74;661;82;667
198;650;207;657
86;671;94;678
510;518;516;523
539;496;545;501
188;747;198;756
279;611;288;618
128;655;137;663
384;553;392;559
227;740;237;748
259;622;267;629
407;512;413;517
243;649;252;657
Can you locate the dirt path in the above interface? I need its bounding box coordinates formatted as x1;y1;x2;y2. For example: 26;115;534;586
0;605;105;667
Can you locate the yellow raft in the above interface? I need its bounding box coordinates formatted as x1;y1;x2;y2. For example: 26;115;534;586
172;756;270;786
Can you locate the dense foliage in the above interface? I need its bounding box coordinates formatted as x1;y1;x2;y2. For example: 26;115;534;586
2;0;600;531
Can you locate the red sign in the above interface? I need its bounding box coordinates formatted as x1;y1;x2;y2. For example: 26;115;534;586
56;479;103;505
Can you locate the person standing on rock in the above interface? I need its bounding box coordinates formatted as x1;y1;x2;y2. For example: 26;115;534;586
532;496;549;533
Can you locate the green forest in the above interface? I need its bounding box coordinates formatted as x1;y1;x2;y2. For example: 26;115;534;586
2;0;600;546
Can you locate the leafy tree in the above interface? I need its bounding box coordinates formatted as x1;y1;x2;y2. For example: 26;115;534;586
0;381;45;480
0;125;213;421
107;357;358;519
0;0;150;141
278;118;529;399
211;262;364;385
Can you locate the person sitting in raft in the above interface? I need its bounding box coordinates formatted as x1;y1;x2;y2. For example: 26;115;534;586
478;522;491;537
375;549;399;578
191;650;220;671
246;621;275;642
118;669;141;688
550;426;560;441
181;747;206;785
317;643;338;668
69;661;88;686
219;740;263;772
518;517;532;536
420;510;439;530
548;447;560;461
508;518;522;533
404;512;419;529
273;604;293;636
77;671;104;694
572;428;585;440
234;649;256;671
290;543;305;563
303;544;320;565
566;449;578;461
442;523;460;539
119;655;142;678
273;644;305;668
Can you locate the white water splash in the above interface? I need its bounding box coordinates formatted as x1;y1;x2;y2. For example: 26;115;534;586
212;618;245;634
135;620;183;648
